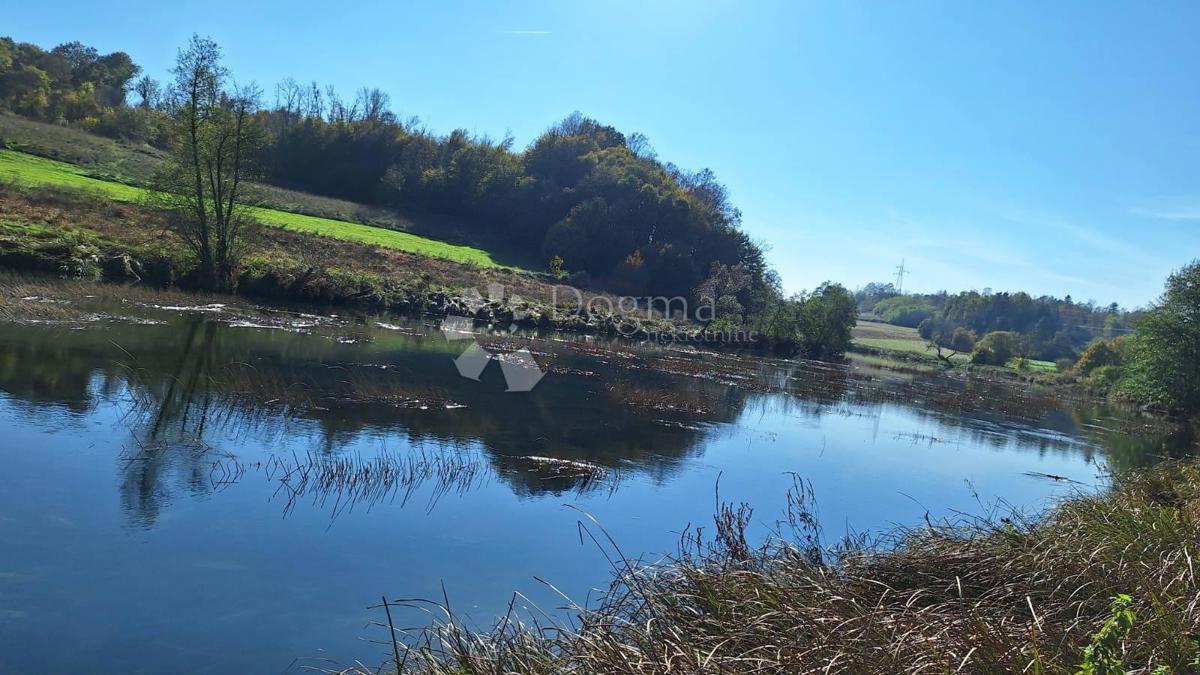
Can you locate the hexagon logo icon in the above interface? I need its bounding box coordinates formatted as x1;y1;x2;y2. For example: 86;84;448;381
442;286;546;392
453;341;492;381
498;348;545;392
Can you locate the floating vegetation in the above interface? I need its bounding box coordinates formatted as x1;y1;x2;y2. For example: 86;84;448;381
17;295;70;304
518;455;608;482
606;382;714;415
546;366;596;377
894;431;948;445
503;455;623;498
375;322;418;333
152;303;226;313
654;419;707;431
1023;471;1084;484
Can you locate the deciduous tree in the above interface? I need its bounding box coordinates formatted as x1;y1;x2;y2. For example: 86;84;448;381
1119;261;1200;413
151;35;263;290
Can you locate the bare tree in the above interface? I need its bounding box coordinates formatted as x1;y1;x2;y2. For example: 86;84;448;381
626;132;655;159
355;86;391;124
325;84;350;123
927;340;961;367
274;76;303;134
151;35;263;290
132;75;161;109
306;81;322;118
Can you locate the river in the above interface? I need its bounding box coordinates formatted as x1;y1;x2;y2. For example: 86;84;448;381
0;290;1189;672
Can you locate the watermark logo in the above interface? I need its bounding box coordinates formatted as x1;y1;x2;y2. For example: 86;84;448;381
441;282;760;391
548;285;761;344
443;285;545;392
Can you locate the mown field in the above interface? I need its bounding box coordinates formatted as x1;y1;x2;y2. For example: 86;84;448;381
0;112;418;227
852;320;970;362
0;149;506;268
0;111;164;184
852;319;1057;371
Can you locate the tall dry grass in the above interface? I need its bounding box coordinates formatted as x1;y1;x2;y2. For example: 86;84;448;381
344;461;1200;674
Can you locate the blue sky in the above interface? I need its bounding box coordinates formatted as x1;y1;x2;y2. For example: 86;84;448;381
8;1;1199;307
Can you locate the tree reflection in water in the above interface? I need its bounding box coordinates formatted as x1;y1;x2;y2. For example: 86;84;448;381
0;306;1190;528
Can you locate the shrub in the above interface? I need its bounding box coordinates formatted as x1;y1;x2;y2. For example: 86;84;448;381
1077;594;1137;675
949;326;976;352
1086;364;1126;396
875;296;936;328
971;330;1021;365
1076;337;1125;375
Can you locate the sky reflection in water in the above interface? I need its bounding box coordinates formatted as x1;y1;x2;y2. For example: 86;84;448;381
0;303;1189;673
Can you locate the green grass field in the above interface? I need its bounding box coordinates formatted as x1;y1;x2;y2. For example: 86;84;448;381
246;206;500;265
0;112;163;184
1016;358;1058;373
852;320;971;363
0;148;144;200
0;112;404;226
854;320;1061;372
0;149;504;267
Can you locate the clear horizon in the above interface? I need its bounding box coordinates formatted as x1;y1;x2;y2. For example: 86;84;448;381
8;0;1199;307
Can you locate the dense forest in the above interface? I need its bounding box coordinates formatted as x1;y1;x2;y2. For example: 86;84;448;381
0;36;168;144
856;282;1137;362
269;106;769;303
0;35;770;307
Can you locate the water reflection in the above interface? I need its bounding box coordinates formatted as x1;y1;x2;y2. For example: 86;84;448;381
0;308;1191;526
0;302;1195;673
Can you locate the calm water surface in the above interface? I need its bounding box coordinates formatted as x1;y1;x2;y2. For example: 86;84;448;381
0;297;1189;673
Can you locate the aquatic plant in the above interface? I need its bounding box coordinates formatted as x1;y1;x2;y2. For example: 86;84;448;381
352;460;1200;674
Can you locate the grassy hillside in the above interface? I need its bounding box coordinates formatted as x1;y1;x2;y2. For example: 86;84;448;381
853;319;1059;372
0;183;673;342
0;112;163;184
0;113;545;269
0;112;407;224
0;182;577;304
852;320;969;361
0;149;507;268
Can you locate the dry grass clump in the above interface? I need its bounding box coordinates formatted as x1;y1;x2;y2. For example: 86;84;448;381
351;462;1200;674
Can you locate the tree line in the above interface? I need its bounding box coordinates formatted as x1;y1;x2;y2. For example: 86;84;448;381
1;34;858;358
2;37;773;318
1073;261;1200;416
857;282;1137;362
857;270;1200;419
258;95;770;307
0;36;171;144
